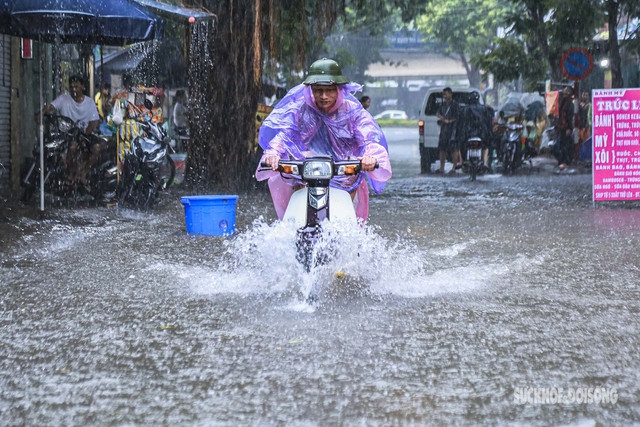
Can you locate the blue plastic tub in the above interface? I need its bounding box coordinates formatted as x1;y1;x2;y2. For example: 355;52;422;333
181;195;238;236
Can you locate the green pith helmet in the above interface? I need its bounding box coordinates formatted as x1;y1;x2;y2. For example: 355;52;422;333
303;58;349;85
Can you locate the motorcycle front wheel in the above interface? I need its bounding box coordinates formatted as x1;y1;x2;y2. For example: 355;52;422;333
470;163;477;181
21;182;37;203
502;145;515;175
160;156;176;191
141;180;160;210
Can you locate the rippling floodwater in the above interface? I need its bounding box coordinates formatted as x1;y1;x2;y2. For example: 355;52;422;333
1;128;639;426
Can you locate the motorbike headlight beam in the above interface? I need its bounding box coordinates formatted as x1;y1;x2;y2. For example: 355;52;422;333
303;161;332;180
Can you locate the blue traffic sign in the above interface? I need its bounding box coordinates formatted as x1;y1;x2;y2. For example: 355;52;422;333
561;48;594;81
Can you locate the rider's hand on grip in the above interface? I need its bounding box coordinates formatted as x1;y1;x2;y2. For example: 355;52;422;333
358;155;378;172
262;154;281;171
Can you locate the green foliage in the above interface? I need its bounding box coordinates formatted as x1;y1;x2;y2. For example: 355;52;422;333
417;0;511;55
416;0;512;85
473;0;604;87
375;118;419;127
470;38;548;89
272;0;433;87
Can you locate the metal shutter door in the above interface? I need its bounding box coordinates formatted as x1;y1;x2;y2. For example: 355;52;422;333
0;35;11;192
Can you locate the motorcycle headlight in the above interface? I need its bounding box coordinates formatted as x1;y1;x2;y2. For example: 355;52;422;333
303;161;332;179
469;141;482;149
58;118;74;133
45;139;63;149
147;148;166;164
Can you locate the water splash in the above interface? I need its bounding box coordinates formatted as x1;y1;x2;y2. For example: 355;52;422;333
147;217;522;306
187;20;213;187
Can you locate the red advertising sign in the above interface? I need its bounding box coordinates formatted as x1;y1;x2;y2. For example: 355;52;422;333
545;91;559;117
21;38;32;59
592;88;640;201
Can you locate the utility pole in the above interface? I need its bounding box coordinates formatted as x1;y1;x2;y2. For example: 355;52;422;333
607;0;624;88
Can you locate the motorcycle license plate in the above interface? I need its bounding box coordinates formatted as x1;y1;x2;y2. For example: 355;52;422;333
468;149;481;159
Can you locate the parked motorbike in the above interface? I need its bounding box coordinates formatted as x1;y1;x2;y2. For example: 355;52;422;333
21;114;117;203
499;122;525;175
117;119;175;209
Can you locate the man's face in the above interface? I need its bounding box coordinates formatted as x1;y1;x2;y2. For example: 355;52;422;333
443;91;452;103
70;81;84;101
363;98;371;109
312;85;338;113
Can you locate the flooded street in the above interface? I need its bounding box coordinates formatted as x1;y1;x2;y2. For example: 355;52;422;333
1;127;639;426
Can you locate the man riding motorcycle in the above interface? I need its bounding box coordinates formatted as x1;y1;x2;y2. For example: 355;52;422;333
459;91;493;168
35;75;101;191
255;58;392;221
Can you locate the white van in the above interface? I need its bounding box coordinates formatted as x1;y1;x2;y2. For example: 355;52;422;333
418;87;484;173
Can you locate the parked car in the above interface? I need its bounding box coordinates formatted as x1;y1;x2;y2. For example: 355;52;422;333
373;110;409;120
418;87;484;173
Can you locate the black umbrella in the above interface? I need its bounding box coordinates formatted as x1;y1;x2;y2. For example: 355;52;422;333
0;0;162;210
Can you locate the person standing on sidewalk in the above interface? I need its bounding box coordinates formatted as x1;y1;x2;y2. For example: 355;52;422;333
436;87;461;174
557;86;574;167
576;91;591;161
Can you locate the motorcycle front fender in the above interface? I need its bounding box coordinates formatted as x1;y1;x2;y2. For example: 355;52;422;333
283;187;309;229
283;186;357;229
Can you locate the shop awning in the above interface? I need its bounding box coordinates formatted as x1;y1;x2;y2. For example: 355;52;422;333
133;0;215;24
97;46;149;74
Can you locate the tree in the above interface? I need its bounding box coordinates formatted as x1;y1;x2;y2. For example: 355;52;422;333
603;0;640;88
472;0;604;89
321;6;400;87
415;0;512;87
606;0;624;88
180;0;431;191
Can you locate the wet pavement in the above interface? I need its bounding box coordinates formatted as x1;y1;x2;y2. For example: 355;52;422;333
1;128;639;426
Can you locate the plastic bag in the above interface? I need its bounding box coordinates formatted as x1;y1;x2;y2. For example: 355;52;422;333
112;100;124;125
572;128;579;145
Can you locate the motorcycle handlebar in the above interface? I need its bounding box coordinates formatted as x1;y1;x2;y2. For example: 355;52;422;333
258;159;378;173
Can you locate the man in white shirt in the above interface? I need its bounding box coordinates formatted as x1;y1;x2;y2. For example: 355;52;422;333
35;75;101;190
172;90;189;130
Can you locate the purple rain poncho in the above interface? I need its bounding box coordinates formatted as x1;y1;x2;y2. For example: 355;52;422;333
255;82;392;221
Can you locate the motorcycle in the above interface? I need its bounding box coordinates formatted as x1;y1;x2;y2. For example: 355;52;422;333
21;114;117;203
260;156;372;273
117;119;175;209
499;122;525;175
463;137;484;181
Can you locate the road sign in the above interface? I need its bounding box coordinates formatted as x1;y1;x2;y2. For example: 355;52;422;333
561;48;594;81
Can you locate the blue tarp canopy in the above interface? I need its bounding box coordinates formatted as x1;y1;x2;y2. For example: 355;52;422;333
133;0;214;24
0;0;162;45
